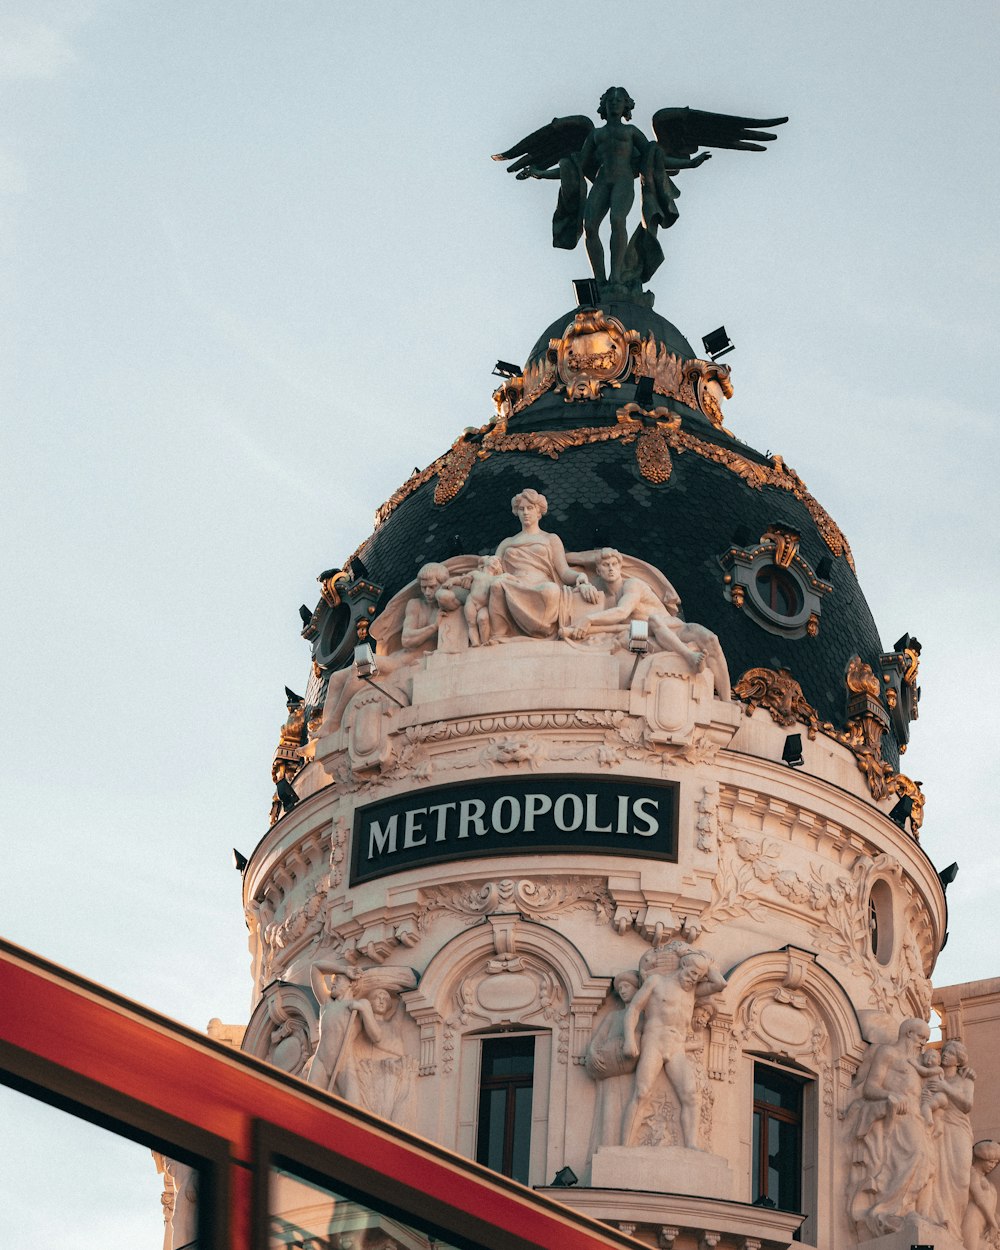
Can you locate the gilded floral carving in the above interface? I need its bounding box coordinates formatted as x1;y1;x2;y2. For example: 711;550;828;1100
367;416;855;572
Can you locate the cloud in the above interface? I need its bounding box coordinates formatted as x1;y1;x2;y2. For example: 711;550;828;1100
0;17;78;81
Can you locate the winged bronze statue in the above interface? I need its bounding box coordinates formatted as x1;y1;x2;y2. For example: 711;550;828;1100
493;87;787;297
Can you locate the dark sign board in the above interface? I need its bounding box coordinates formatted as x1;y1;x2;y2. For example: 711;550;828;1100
350;776;678;885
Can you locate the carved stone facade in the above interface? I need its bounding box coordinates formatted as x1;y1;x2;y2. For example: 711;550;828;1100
242;487;960;1250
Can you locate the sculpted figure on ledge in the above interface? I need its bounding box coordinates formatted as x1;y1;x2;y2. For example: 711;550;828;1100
620;945;726;1149
307;961;419;1124
494;88;786;296
320;487;732;729
584;970;642;1159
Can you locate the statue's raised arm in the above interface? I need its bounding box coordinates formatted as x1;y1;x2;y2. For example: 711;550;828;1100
493;88;787;301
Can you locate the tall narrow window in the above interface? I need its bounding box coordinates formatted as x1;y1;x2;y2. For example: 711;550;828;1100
752;1063;803;1213
476;1035;535;1183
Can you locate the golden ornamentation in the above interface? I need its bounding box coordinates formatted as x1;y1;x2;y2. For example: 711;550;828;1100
806;612;820;637
734;667;822;736
492;354;558;420
731;584;745;609
319;570;350;608
369;418;854;571
902;643;921;687
616;402;682;483
733;664;923;827
846;656;882;699
631;334;685;399
680;358;735;436
433;434;481;505
553;310;639;401
887;773;925;838
762;524;801;569
270;697;306;827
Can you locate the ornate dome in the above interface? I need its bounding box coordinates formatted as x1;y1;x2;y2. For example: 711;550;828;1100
317;297;907;768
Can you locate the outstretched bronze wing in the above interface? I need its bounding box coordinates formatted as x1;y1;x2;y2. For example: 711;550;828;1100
492;114;595;177
652;107;787;170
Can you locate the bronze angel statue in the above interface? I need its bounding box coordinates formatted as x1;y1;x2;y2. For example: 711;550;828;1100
493;86;787;296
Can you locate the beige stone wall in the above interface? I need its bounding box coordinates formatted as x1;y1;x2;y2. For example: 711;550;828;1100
935;977;1000;1141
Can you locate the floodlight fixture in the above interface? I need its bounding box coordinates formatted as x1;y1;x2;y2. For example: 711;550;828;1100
702;326;735;360
634;375;655;409
492;359;521;379
782;733;804;768
298;604;313;626
815;556;833;581
551;1166;578;1187
573;278;600;307
354;641;378;679
232;848;248;873
888;795;914;828
938;862;959;890
628;620;650;654
275;778;299;814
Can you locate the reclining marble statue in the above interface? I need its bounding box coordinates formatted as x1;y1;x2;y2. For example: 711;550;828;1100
321;489;731;731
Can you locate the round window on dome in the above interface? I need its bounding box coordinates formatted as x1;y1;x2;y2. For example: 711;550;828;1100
754;566;803;618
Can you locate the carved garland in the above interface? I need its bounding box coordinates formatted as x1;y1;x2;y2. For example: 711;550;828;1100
369;419;854;572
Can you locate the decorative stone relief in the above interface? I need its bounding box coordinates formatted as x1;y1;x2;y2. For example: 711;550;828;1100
621;944;727;1149
584;971;641;1157
696;782;720;851
964;1140;1000;1250
260;877;330;984
420;875;614;929
844;1021;981;1244
305;961;420;1128
696;824;931;1020
241;981;319;1078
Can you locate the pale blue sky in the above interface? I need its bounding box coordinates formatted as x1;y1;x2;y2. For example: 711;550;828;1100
2;0;997;1047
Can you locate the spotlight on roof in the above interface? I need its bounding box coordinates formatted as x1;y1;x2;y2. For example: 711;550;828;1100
702;326;735;361
815;556;833;580
782;733;804;768
492;359;521;379
551;1166;578;1187
938;862;959;890
275;778;299;814
634;375;655;409
354;641;378;679
888;795;914;828
232;848;248;873
298;604;313;626
628;620;650;655
573;278;600;307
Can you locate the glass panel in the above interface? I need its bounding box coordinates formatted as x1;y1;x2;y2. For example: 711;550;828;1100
477;1087;508;1173
754;1066;803;1113
767;1116;802;1211
0;1082;190;1248
511;1084;534;1184
482;1035;535;1078
269;1166;460;1250
751;1109;761;1199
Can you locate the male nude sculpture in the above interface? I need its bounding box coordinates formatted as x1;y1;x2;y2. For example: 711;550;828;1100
621;949;725;1149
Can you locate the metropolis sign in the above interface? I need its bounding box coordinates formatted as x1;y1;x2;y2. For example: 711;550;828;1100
350;776;678;885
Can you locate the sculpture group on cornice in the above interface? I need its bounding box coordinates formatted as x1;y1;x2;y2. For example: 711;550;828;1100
845;1019;1000;1248
322;488;731;733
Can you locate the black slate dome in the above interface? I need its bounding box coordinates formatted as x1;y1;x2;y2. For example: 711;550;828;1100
332;299;899;765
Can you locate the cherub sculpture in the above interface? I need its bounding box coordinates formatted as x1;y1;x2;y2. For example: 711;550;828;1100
494;87;786;295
